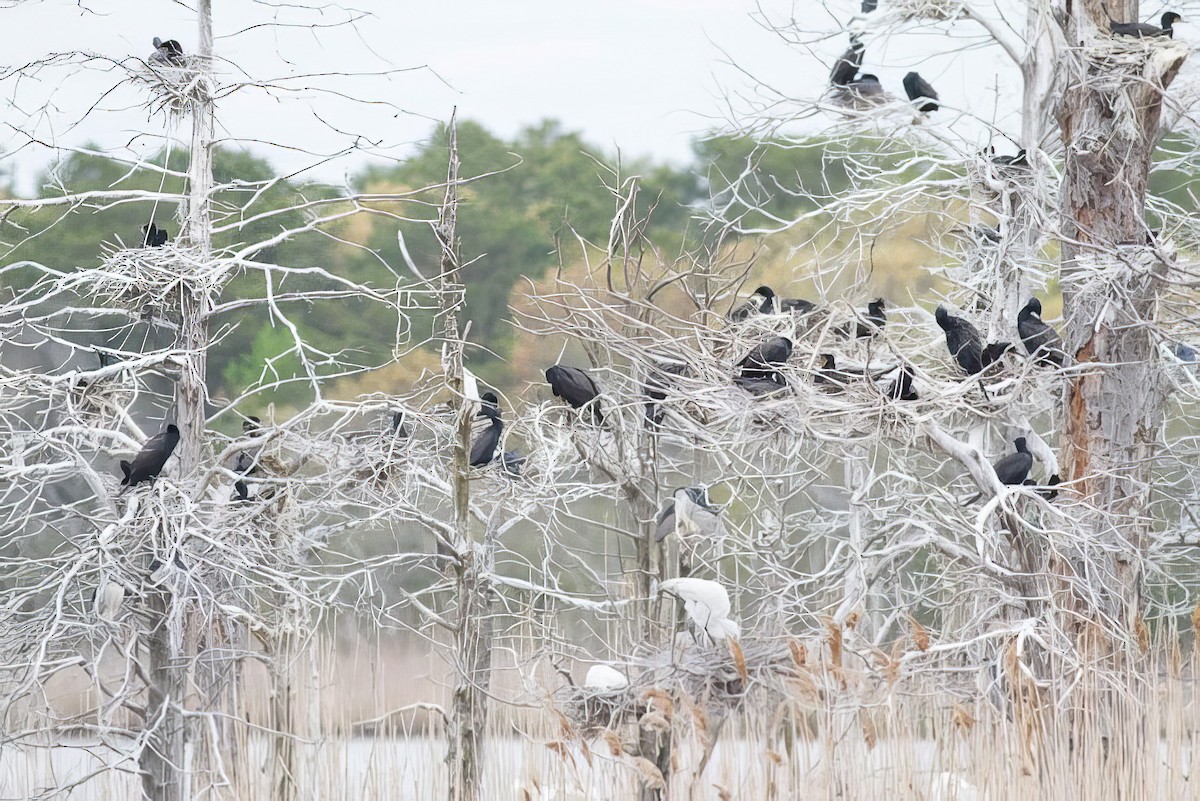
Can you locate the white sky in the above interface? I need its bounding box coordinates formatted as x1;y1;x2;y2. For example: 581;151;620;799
5;0;1193;193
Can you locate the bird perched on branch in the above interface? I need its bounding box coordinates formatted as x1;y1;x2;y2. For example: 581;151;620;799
659;577;740;642
1017;297;1066;367
470;404;503;468
830;37;865;87
887;365;919;401
993;437;1034;486
966;437;1034;504
149;37;185;66
729;285;776;320
1110;10;1182;38
935;306;985;375
142;222;169;247
737;336;793;383
856;298;887;338
846;73;885;101
546;365;603;423
119;424;180;488
655;487;725;543
903;72;939;113
990;149;1029;168
643;361;687;426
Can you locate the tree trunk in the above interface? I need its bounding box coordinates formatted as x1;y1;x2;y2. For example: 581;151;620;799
141;5;216;799
437;113;496;801
1057;0;1186;629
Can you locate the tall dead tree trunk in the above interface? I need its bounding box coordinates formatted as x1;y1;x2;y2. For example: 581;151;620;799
1057;0;1186;631
440;113;496;801
141;4;216;799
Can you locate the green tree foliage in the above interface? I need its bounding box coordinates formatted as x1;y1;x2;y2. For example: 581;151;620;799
353;120;700;373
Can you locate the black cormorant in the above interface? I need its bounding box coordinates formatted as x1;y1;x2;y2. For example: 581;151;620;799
120;424;180;488
992;437;1034;486
470;405;503;467
1017;297;1066;367
888;365;918;400
936;306;984;375
142;222;168;247
1110;11;1181;38
737;336;793;380
546;365;603;423
830;38;865;87
856;298;887;338
903;72;939;113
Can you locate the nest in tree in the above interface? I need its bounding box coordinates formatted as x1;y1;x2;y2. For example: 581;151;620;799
138;55;210;118
889;0;966;22
96;242;221;312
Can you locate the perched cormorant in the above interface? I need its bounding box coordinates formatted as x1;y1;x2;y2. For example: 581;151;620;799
830;38;865;87
816;353;856;390
729;286;777;321
546;365;603;423
991;149;1029;168
470;405;503;468
903;72;939;113
737;336;793;380
120;424;180;488
992;437;1034;486
847;73;885;99
936;306;984;375
981;341;1014;368
643;361;687;426
1110;11;1181;38
1017;297;1066;367
856;298;887;338
149;37;185;66
888;365;918;401
142;222;169;247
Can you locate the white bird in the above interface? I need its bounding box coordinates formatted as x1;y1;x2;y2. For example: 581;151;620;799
94;581;126;623
659;578;741;642
584;664;629;692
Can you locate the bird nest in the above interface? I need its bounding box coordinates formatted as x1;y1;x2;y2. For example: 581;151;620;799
138;56;210;118
889;0;966;21
95;243;223;311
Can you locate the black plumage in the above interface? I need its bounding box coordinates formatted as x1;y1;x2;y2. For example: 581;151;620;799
780;297;816;314
862;0;878;11
888;365;918;400
546;365;603;422
991;149;1029;168
502;450;526;477
830;38;865;87
816;353;856;390
729;285;776;321
936;306;985;375
120;424;180;488
391;411;410;438
644;361;687;426
470;405;503;467
1017;297;1066;367
981;341;1013;368
242;416;261;435
903;71;939;113
734;374;788;396
1110;11;1181;38
150;37;185;65
847;73;884;99
856;298;887;338
142;222;168;247
992;437;1034;486
737;336;793;380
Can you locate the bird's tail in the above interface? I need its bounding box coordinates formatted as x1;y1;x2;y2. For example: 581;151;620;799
119;461;132;485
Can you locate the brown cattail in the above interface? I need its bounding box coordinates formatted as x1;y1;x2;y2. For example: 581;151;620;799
908;614;931;651
601;729;623;757
631;757;666;789
952;702;976;733
789;639;807;669
730;638;749;683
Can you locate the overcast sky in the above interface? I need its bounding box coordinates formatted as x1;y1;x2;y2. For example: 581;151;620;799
5;0;1193;194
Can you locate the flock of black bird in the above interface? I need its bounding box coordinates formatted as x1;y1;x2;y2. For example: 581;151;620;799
829;8;1183;111
115;277;1067;504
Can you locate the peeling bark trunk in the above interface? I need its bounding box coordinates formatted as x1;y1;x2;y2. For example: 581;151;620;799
437;114;496;801
1057;0;1185;627
141;4;215;800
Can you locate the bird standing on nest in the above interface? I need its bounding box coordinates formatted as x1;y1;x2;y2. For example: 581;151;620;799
903;72;939;113
1017;297;1067;367
1110;11;1182;38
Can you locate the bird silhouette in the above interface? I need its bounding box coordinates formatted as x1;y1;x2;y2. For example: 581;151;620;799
1017;297;1066;367
120;424;180;488
903;72;939;113
546;365;603;423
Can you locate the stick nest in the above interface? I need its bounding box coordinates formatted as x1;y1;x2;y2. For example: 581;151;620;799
890;0;966;21
138;56;211;118
96;243;223;310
